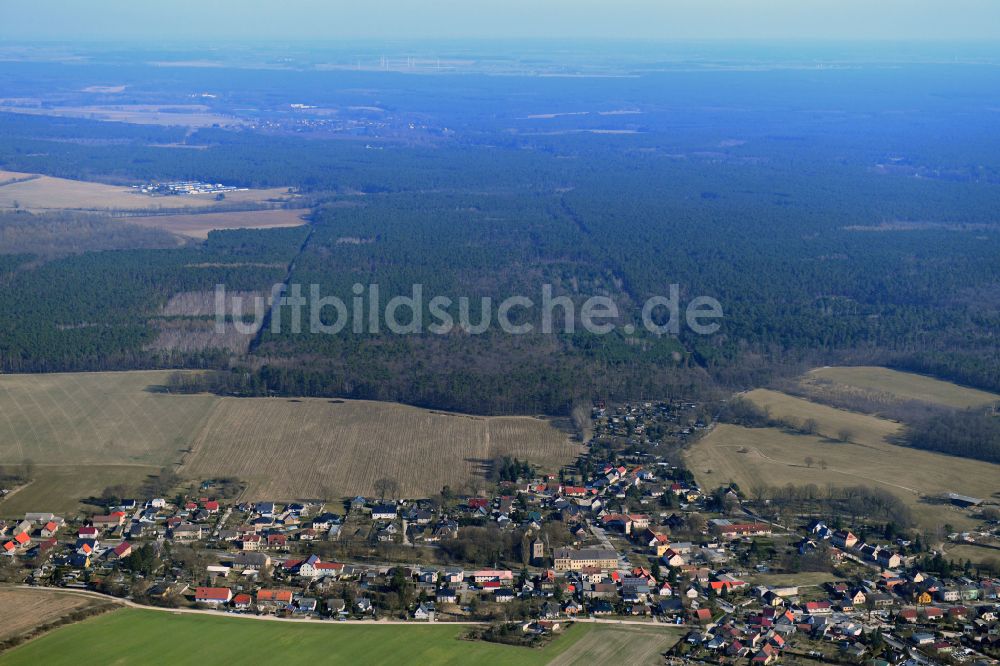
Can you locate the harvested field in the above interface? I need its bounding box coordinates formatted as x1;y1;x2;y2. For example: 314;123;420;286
806;366;1000;410
0;170;294;212
0;371;218;467
0;588;114;643
122;209;308;239
686;424;1000;531
0;371;210;516
697;372;1000;533
0;371;580;508
180;397;582;500
547;624;684;666
743;388;903;447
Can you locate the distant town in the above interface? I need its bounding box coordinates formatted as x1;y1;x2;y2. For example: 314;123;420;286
134;181;248;196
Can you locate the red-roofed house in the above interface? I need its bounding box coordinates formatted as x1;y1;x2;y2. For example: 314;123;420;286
195;587;232;605
92;514;124;528
832;530;858;549
715;523;773;539
692;608;713;623
111;542;132;560
924;607;945;620
256;589;294;610
472;569;514;583
804;601;832;615
752;644;778;665
314;562;344;577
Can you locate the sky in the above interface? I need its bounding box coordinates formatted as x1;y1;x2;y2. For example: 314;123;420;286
2;0;999;42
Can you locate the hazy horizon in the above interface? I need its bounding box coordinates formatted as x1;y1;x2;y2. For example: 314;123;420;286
3;1;1000;42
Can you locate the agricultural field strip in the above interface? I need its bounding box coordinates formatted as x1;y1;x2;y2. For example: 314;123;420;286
0;383;35;460
743;389;903;453
0;372;220;467
0;372;577;501
807;366;1000;409
39;377;94;458
0;588;108;642
179;397;578;499
707;439;920;496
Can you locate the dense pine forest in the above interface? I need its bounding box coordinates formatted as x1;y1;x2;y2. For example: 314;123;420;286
1;51;1000;429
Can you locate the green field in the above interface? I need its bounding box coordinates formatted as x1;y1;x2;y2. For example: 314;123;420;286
0;609;590;666
547;623;683;665
0;465;159;516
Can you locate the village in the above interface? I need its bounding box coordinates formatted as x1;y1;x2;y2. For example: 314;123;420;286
2;399;999;665
133;181;248;196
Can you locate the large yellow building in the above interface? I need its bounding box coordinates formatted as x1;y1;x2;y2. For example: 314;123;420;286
553;547;619;571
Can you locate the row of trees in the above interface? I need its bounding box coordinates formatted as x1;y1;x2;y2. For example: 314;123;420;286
905;407;1000;464
749;483;915;529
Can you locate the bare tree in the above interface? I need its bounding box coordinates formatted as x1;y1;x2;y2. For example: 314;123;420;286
570;402;593;443
374;478;399;502
686;513;708;533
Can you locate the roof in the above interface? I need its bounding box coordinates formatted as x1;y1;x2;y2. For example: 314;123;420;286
315;562;343;570
944;492;983;505
257;589;294;603
472;569;514;579
195;587;231;601
554;547;618;561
